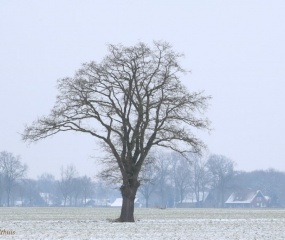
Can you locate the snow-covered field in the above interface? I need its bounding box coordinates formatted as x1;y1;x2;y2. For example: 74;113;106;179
0;207;284;239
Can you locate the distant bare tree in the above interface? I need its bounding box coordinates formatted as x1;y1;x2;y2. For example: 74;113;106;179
68;175;94;206
207;154;235;207
154;151;173;208
0;172;4;205
138;153;158;208
37;173;57;206
22;41;210;221
0;151;27;206
190;153;211;207
171;152;192;205
20;179;43;206
93;181;114;206
58;165;78;206
71;177;83;206
37;173;56;194
80;176;94;206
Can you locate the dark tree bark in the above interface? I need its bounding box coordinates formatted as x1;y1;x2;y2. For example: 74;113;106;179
22;41;210;222
118;180;140;222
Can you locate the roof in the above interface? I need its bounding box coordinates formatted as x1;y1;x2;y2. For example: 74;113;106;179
110;198;139;207
182;192;209;203
225;190;265;204
110;198;123;207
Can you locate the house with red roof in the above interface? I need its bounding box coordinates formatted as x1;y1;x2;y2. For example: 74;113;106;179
225;190;270;208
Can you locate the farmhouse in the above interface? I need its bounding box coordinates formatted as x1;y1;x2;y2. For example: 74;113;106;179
176;192;214;208
225;190;270;208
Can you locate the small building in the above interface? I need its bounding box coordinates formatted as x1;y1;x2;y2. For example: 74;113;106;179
225;190;270;208
39;193;53;206
176;192;213;208
84;198;111;207
110;198;141;208
14;200;23;207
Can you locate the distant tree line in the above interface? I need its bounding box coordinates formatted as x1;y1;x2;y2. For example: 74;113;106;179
1;150;285;208
0;151;120;207
137;151;285;208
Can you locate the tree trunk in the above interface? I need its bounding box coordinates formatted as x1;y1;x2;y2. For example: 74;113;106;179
180;188;183;204
145;195;149;208
7;189;11;207
84;196;87;207
117;180;140;222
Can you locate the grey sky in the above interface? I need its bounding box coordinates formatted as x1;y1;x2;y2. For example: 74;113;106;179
1;1;285;179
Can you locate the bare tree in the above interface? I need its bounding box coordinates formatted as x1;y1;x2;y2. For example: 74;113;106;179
138;153;159;208
80;176;94;207
190;153;210;207
93;181;114;206
58;165;78;206
37;173;56;194
154;151;173;208
171;152;192;205
207;154;235;207
0;151;27;206
0;172;4;205
37;173;57;206
71;177;83;206
22;41;210;221
19;179;43;206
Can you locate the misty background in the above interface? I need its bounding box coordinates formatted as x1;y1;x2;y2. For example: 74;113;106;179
1;1;285;179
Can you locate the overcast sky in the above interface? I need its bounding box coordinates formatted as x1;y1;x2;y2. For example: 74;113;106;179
1;1;285;179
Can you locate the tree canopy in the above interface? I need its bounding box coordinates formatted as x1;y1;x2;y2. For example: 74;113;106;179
23;41;210;221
